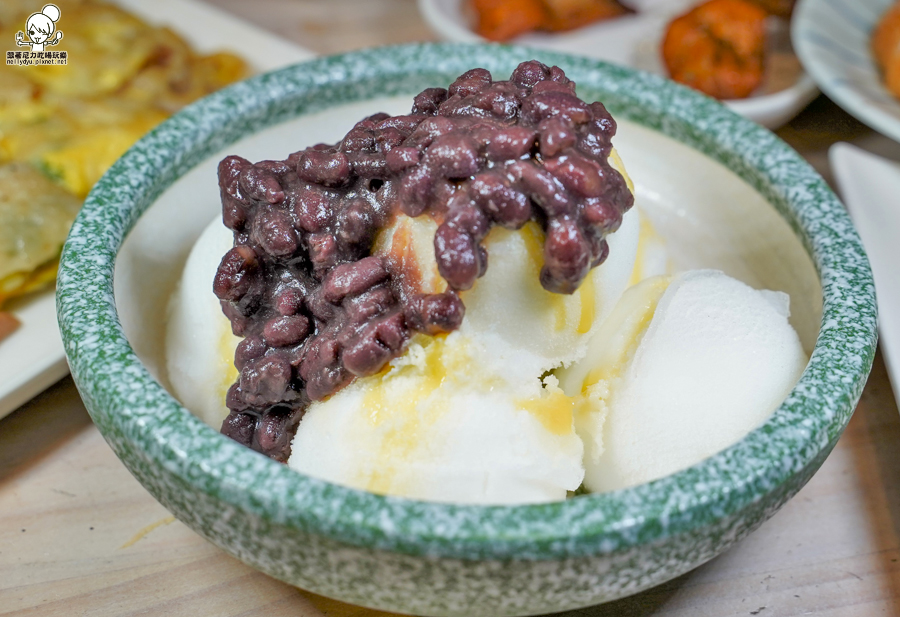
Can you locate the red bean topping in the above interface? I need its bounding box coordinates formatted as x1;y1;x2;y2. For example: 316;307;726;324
412;88;448;115
405;292;465;335
322;256;389;303
507;161;571;217
239;354;293;407
213;246;259;302
446;196;490;240
299;336;352;401
235;335;266;370
543;153;604;198
219;156;250;230
591;237;610;269
449;68;492;97
397;167;433;216
345;286;395;323
342;312;406;377
296;150;351;186
220;301;252;336
263;315;310;347
470;172;532;229
337;198;376;245
341;128;376;153
375;127;406;152
510;60;552;88
434;224;482;291
307;233;339;270
221;411;255;447
349;152;388;178
253;209;298;257
485;126;536;161
377;114;428;133
521;91;591;126
275;287;304;316
538;117;576;159
239;164;285;205
385;146;420;173
214;60;633;461
292;185;336;233
541;218;592;294
404;116;456;149
425;133;481;179
255;407;295;461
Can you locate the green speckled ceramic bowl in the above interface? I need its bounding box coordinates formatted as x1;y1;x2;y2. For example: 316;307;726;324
56;44;876;617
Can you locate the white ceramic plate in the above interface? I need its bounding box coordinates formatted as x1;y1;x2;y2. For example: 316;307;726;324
0;0;314;421
418;0;818;128
793;0;900;141
830;143;900;408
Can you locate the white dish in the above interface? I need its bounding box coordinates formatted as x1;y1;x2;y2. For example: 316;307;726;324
830;143;900;408
0;0;314;421
418;0;818;128
793;0;900;142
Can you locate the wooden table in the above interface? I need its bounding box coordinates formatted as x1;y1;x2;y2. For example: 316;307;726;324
3;2;900;615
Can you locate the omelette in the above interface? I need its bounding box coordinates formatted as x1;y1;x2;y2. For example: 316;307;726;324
0;0;246;331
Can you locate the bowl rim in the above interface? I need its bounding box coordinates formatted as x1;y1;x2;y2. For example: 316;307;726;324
57;42;876;561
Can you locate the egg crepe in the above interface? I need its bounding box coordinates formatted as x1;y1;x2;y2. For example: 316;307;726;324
0;163;80;305
0;0;247;312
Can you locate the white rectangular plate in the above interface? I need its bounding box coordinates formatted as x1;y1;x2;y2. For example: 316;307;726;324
0;0;314;420
830;142;900;410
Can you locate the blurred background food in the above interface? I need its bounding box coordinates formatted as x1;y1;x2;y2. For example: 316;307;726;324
471;0;630;41
0;0;247;331
466;0;797;101
662;0;768;100
872;0;900;99
661;0;797;100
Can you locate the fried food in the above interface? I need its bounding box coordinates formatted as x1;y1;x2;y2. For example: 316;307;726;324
472;0;546;41
472;0;628;41
0;163;81;306
0;312;20;342
872;1;900;98
662;0;767;100
541;0;628;31
0;0;247;311
746;0;794;18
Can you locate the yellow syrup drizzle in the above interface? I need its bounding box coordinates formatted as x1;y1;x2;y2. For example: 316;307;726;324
218;327;239;402
609;148;634;193
577;272;595;334
362;335;464;494
582;275;671;390
518;222;570;331
628;213;667;287
517;386;577;435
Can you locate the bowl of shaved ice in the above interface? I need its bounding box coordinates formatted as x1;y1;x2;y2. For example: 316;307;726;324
57;43;877;617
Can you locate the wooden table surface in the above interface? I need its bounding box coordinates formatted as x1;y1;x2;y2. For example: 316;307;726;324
4;1;900;616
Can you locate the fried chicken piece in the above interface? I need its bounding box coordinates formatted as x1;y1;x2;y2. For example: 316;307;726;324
873;1;900;98
662;0;767;100
471;0;627;41
542;0;629;31
0;312;20;342
472;0;547;41
746;0;794;18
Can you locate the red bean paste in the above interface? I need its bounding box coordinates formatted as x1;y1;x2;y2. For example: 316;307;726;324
213;60;633;461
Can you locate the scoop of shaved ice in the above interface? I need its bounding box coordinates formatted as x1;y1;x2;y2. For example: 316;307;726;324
571;269;808;492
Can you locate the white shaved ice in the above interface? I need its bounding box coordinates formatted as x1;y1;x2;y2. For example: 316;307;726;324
166;220;238;429
581;269;808;492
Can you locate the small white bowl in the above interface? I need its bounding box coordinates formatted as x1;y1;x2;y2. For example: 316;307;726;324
418;0;819;128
